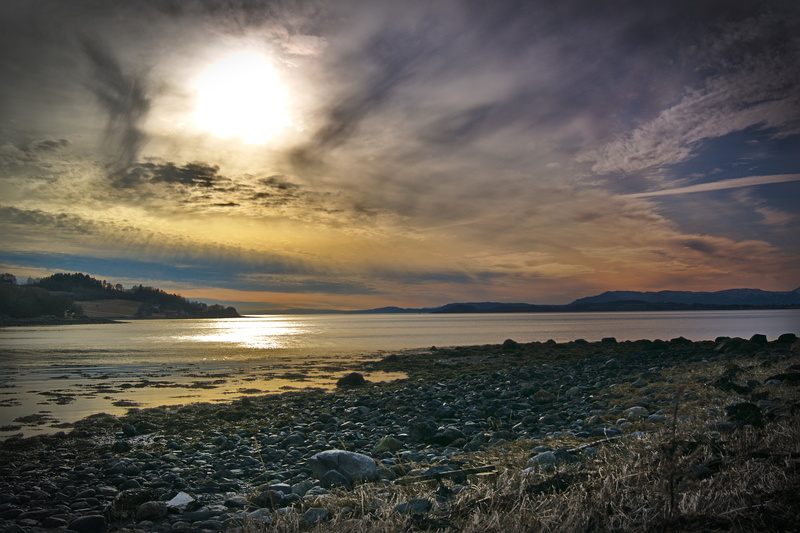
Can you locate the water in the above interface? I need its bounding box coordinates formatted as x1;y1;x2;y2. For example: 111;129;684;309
1;310;798;437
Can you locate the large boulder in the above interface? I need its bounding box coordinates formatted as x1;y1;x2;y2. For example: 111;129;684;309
307;450;378;484
105;488;161;519
336;372;368;388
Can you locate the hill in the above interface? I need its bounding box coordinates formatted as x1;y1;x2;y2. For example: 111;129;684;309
352;288;800;314
0;272;239;320
570;288;800;307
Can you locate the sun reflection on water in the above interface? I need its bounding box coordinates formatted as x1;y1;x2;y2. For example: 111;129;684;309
177;317;309;350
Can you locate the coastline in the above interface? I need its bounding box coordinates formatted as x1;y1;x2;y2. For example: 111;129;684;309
0;316;124;327
1;334;799;531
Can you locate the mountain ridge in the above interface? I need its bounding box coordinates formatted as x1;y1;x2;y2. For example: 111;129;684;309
350;288;800;314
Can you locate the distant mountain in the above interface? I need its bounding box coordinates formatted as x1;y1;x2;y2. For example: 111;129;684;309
431;302;560;313
570;288;800;307
350;288;800;314
347;306;438;314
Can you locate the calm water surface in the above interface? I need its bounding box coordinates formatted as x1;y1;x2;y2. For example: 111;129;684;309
1;310;798;437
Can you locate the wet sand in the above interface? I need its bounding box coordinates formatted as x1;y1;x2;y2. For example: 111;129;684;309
0;355;405;438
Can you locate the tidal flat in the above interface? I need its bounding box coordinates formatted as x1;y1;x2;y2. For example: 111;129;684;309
1;335;799;532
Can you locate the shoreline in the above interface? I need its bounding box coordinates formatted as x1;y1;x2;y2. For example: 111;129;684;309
1;334;798;531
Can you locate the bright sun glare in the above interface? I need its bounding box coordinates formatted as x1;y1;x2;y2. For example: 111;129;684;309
193;51;290;144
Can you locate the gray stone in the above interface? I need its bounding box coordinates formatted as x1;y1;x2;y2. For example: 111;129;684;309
224;496;249;508
307;450;378;483
395;498;432;514
533;390;555;404
526;451;558;469
320;469;352;490
336;372;368;388
107;488;161;519
624;406;649;419
301;507;331;524
68;515;108;533
136;501;168;521
165;491;195;511
291;480;315;497
373;436;403;453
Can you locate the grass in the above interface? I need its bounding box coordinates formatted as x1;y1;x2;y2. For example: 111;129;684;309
237;352;800;533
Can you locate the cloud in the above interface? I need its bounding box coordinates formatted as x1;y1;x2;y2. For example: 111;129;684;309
625;174;800;197
586;11;800;175
81;38;151;168
113;161;226;188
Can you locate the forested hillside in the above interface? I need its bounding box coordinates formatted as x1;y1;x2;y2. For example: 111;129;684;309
0;272;239;319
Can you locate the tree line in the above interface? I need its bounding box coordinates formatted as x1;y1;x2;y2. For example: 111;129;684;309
0;272;238;319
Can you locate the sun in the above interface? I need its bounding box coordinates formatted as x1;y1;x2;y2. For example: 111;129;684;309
192;51;290;144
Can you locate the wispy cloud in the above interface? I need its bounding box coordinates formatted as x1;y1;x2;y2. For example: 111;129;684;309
624;174;800;198
587;12;800;175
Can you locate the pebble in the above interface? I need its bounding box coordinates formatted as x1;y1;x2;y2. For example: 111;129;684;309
3;336;792;532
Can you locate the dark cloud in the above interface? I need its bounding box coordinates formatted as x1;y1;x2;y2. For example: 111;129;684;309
0;206;99;235
27;138;70;152
113;161;225;188
81;38;151;169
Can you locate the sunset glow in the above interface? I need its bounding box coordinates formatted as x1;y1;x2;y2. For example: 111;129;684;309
1;1;798;312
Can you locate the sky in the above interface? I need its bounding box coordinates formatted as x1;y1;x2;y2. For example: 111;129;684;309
1;0;799;312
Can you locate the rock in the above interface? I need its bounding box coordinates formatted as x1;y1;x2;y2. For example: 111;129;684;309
409;419;437;441
395;498;432;514
248;508;272;525
777;333;798;344
224;496;249;508
765;372;800;385
111;441;132;453
502;339;519;350
42;516;68;528
374;436;403;453
251;490;285;509
301;507;331;524
121;424;137;437
434;405;457;419
68;515;108;533
624;406;650;419
592;426;623;437
165;491;195;511
336;372;368;388
533;390;555;404
320;469;352;490
749;334;767;345
526;451;559;471
726;402;763;427
291;480;315;497
106;488;161;519
136;500;168;521
281;433;305;447
307;450;378;483
601;337;617;344
428;426;466;446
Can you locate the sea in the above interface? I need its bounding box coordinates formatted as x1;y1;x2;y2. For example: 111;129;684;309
1;310;798;437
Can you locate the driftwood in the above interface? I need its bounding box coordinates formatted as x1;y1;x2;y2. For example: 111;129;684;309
395;465;497;485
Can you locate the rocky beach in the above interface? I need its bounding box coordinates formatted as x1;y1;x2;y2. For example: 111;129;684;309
1;334;799;532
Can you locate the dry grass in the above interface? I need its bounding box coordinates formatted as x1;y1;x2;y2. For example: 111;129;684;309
235;353;800;533
240;420;800;531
